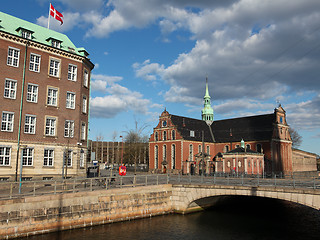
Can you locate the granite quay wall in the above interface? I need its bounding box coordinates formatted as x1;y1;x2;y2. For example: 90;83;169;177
0;184;173;239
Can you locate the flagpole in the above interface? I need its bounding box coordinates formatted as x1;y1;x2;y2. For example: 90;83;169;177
47;3;51;29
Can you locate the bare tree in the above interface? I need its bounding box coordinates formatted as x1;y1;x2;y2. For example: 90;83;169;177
289;127;302;148
123;120;149;172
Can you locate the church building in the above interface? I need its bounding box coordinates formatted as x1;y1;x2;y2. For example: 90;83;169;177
149;79;293;176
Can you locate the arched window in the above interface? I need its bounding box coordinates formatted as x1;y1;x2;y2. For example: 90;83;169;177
246;144;251;150
256;144;262;153
172;130;175;140
224;145;229;152
154;146;158;169
163;145;167;161
198;145;201;153
171;144;176;169
206;146;210;154
155;132;158;141
189;144;193;161
163;131;167;141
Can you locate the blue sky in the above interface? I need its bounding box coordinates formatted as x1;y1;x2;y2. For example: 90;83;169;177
2;0;320;155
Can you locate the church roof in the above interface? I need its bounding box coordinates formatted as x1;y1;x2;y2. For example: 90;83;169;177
170;113;275;143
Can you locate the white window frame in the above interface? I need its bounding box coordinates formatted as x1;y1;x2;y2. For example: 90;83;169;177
45;117;56;136
51;39;61;48
81;122;86;140
171;144;176;170
22;148;33;166
189;144;193;161
7;47;20;67
190;130;195;137
163;145;167;161
154;145;158;169
26;84;38;103
29;53;41;72
66;92;76;109
47;87;58;106
4;79;17;99
64;120;74;138
21;30;32;39
1;112;14;132
49;58;60;77
82;95;87;114
80;150;85;168
43;149;54;167
83;69;89;87
68;64;77;81
0;146;11;166
24;115;36;134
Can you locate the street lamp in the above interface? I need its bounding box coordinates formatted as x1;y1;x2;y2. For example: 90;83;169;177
120;135;123;165
19;145;27;194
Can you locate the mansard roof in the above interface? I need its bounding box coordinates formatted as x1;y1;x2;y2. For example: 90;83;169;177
170;113;275;143
0;11;90;58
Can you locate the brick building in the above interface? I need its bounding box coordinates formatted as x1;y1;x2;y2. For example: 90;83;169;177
0;12;94;180
149;80;293;175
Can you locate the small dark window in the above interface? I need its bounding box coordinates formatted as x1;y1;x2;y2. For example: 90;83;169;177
172;130;175;140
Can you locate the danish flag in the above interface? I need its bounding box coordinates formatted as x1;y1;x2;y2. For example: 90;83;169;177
50;3;63;25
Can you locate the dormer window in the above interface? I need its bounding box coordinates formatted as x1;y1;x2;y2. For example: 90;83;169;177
21;30;32;39
16;27;33;40
47;38;62;49
190;130;195;137
52;39;61;48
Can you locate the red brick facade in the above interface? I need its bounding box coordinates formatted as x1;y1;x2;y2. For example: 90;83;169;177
149;106;293;175
0;13;94;180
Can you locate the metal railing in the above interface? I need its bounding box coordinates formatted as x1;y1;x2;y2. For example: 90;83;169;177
0;173;319;200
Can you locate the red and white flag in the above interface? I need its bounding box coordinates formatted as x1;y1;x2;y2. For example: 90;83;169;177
50;3;63;25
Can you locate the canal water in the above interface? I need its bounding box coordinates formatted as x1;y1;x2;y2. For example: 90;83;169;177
26;196;320;240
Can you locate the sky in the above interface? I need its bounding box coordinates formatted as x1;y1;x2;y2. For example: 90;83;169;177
2;0;320;155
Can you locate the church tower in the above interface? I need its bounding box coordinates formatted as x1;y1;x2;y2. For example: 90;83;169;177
201;77;214;125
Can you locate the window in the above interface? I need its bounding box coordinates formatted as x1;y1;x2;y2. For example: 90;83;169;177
7;47;20;67
22;148;33;166
236;144;240;148
189;144;193;161
190;130;195;137
163;131;167;141
238;161;242;167
224;145;229;152
51;39;61;48
1;112;14;132
24;115;36;134
64;150;72;167
64;120;74;138
43;149;54;166
163;145;167;161
154;146;158;169
82;95;87;113
198;145;201;153
246;144;251;150
81;122;86;140
29;53;41;72
80;150;85;168
83;69;89;87
68;64;77;81
4;79;17;99
0;147;11;166
280;116;283;124
206;146;210;154
45;117;56;136
66;92;75;109
26;84;38;103
155;132;158;141
21;30;32;39
171;144;176;169
172;130;175;140
49;58;60;77
47;87;58;106
257;144;262;153
227;161;231;168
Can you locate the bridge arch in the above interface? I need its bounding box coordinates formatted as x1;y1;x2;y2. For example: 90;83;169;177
171;184;320;213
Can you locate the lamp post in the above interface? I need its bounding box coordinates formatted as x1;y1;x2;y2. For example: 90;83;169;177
19;145;27;194
120;135;123;165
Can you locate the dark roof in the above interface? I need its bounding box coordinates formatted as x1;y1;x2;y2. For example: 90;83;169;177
170;113;275;143
225;147;263;155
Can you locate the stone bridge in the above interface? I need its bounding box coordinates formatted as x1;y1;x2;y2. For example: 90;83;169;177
171;184;320;213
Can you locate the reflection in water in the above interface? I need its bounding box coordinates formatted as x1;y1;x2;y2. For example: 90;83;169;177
25;196;320;240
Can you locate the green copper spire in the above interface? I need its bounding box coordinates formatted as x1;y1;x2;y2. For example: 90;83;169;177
202;77;214;124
